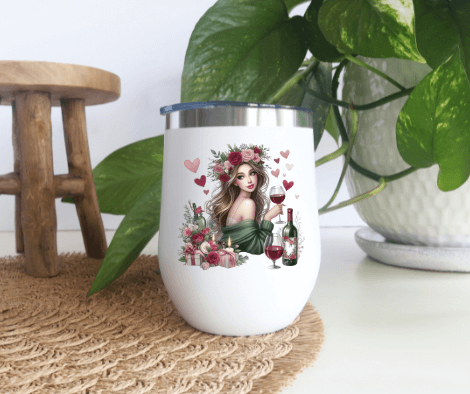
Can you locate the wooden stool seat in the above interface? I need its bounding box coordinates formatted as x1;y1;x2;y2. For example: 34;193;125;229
0;61;120;106
0;61;121;278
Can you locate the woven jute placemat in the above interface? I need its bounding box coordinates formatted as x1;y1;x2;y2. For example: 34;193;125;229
0;252;324;394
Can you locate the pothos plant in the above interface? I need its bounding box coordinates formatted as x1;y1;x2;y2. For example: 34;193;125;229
66;0;470;298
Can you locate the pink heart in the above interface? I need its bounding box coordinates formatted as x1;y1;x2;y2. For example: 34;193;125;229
184;158;200;173
283;173;286;177
195;175;206;187
295;195;299;199
280;150;290;159
286;163;293;171
283;180;294;191
271;169;280;178
203;189;209;195
274;158;280;164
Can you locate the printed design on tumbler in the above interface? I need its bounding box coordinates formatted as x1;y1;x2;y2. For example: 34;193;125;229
276;210;304;261
205;144;273;262
283;237;297;260
179;143;302;270
178;202;248;270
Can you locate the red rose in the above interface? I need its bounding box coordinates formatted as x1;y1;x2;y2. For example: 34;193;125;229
254;147;261;154
191;233;204;244
219;173;230;182
228;151;243;166
206;251;220;265
195;206;203;214
201;227;210;235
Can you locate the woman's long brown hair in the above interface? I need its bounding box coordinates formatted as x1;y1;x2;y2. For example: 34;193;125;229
205;161;269;241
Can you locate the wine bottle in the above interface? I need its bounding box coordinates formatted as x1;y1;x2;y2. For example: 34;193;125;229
193;203;206;231
282;208;298;266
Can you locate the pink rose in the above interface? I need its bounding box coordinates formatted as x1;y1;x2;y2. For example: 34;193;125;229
241;149;255;162
224;161;233;170
201;227;210;235
253;153;260;163
206;251;220;265
213;163;224;174
219;173;230;182
201;262;210;270
191;233;204;244
183;227;192;237
195;206;203;214
254;147;261;154
228;151;243;166
184;243;195;254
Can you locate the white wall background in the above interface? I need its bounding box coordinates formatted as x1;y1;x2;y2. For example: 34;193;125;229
0;0;365;231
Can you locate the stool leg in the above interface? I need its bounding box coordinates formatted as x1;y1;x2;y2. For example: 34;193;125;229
12;102;24;254
16;92;59;277
61;99;107;259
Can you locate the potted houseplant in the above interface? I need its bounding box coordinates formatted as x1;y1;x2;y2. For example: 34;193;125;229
65;0;470;298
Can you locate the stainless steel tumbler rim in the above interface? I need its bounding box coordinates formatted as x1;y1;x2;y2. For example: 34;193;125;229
161;101;313;130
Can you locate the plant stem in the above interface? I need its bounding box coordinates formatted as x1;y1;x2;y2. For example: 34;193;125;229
318;177;387;215
299;81;414;111
344;54;407;91
267;59;320;104
315;141;349;167
330;59;420;183
319;109;359;212
332;98;420;182
301;58;317;67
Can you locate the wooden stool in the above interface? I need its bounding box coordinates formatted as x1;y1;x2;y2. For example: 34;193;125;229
0;61;120;278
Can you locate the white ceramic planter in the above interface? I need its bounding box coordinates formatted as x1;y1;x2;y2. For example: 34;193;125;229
341;56;470;248
158;102;321;336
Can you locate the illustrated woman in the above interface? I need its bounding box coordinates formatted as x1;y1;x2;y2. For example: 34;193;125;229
205;146;283;255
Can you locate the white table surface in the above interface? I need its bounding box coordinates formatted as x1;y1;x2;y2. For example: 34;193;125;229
1;226;469;394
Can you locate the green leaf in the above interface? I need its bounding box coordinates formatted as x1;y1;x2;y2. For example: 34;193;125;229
413;0;470;83
87;179;162;298
304;0;344;62
211;149;216;154
276;62;332;150
396;48;470;192
181;0;308;103
324;105;341;148
62;135;164;215
318;0;426;63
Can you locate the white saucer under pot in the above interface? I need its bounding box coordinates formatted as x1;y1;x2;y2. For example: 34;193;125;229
355;227;470;273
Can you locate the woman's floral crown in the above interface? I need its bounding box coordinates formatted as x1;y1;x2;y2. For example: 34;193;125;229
208;144;271;183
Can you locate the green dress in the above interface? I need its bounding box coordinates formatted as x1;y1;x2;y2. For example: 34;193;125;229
221;219;274;255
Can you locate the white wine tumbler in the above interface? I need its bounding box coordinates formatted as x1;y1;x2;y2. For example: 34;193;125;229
158;101;321;336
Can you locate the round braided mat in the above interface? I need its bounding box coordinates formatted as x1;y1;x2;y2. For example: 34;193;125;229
0;252;324;394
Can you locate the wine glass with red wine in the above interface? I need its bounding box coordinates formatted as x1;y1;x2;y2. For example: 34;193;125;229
269;185;286;224
264;233;283;269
